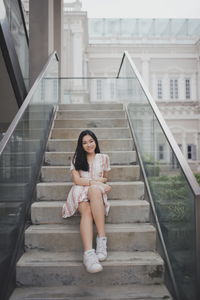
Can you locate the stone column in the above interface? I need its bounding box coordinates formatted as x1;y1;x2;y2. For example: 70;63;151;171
72;30;83;92
29;0;54;87
54;0;64;77
182;132;187;159
163;74;168;100
152;74;157;100
179;75;185;100
191;73;196;101
73;31;83;78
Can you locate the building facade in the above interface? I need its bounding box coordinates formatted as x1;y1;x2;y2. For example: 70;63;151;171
22;0;200;172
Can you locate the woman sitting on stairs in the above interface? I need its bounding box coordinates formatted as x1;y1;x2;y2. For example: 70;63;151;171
62;130;112;273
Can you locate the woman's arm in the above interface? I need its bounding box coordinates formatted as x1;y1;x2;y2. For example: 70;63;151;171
94;171;109;183
71;169;91;186
71;169;110;187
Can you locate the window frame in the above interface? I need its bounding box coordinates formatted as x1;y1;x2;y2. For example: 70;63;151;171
185;78;191;100
170;78;179;100
157;79;163;100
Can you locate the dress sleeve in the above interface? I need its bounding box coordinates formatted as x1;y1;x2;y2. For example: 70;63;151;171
103;154;111;171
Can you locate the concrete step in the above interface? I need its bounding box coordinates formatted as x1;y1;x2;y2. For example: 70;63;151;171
44;151;137;166
47;138;133;152
16;250;164;286
10;284;172;300
41;165;140;182
31;200;150;224
51;127;130;139
56;110;126;120
53;118;128;128
25;223;156;252
37;181;144;201
58;103;124;111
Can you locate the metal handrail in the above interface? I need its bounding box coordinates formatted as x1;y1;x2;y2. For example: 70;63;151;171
0;51;59;156
117;51;200;196
118;51;200;297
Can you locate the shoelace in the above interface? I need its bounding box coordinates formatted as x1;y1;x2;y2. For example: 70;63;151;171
97;238;107;253
86;251;99;265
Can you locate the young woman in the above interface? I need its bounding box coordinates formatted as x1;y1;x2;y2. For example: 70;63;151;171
62;130;111;273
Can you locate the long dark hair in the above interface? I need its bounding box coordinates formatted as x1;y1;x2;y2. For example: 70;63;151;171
72;130;100;171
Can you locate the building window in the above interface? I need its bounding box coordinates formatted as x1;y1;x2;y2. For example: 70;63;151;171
187;144;197;160
96;80;102;100
157;80;163;99
185;78;191;99
170;79;179;99
158;144;164;160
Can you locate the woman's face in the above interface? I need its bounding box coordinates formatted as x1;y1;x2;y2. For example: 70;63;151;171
82;134;96;154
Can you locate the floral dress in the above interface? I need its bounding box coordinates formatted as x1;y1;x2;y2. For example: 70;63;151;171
62;153;111;218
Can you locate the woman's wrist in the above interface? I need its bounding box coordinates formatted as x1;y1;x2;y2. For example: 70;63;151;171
88;179;94;185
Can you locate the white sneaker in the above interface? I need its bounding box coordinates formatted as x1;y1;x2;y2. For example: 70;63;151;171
83;249;103;273
96;236;107;261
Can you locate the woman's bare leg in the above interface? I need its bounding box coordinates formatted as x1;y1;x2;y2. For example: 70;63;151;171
78;202;94;251
88;185;105;237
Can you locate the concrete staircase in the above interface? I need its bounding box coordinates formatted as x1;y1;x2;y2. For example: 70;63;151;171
10;103;172;300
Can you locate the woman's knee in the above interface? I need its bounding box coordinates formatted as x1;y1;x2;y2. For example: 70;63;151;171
79;202;93;218
88;185;102;196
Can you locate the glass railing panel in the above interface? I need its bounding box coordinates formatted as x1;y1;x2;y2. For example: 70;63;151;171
3;0;29;89
0;53;58;300
128;103;196;300
118;53;199;300
57;77;146;104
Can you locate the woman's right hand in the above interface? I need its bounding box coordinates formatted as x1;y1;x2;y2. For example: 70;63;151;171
90;181;111;193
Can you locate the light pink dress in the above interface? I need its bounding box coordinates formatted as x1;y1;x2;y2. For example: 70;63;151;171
62;153;111;218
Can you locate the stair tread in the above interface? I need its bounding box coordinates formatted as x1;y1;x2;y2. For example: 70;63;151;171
57;109;125;112
48;138;132;141
32;199;149;208
42;165;138;169
54;117;127;120
10;284;172;300
52;127;129;129
26;223;155;234
45;150;136;153
37;181;144;186
17;250;163;266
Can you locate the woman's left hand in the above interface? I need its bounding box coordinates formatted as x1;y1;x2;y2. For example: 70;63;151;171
94;177;107;183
